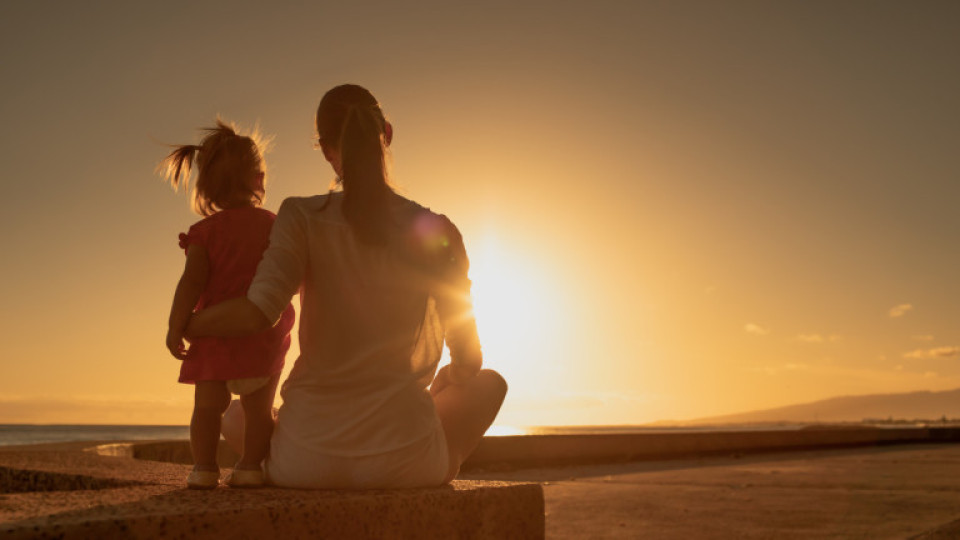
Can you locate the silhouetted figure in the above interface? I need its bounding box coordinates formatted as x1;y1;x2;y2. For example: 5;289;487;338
187;85;506;488
160;120;295;489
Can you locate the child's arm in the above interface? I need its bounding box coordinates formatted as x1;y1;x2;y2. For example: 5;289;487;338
166;245;209;359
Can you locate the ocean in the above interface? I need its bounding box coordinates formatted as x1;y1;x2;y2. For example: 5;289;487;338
0;423;813;447
0;424;190;447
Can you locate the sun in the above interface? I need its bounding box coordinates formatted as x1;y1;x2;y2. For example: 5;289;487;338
466;235;565;393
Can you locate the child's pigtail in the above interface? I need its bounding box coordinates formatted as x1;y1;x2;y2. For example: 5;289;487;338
160;144;201;192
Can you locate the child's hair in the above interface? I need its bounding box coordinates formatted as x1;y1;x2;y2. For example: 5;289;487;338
159;119;267;216
316;84;392;245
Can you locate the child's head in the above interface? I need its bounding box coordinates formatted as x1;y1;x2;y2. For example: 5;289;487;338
160;119;267;216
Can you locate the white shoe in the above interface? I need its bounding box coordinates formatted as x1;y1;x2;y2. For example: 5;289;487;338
225;468;264;488
186;469;220;489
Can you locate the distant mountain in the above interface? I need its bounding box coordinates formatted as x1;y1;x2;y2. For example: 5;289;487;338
687;388;960;425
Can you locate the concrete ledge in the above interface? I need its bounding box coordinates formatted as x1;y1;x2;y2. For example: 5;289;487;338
5;427;954;538
0;465;139;493
0;443;545;539
90;440;235;466
88;426;960;472
463;426;960;470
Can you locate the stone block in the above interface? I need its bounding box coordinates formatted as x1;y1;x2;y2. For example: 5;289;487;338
0;442;545;539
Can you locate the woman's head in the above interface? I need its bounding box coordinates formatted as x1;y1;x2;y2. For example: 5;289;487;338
316;84;393;245
161;119;267;216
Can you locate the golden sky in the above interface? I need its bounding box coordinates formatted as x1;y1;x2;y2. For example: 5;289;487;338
1;1;958;426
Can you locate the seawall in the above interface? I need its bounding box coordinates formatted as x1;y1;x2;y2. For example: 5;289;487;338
93;426;960;471
463;426;960;469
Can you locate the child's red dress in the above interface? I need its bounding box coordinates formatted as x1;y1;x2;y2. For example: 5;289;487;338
177;206;295;383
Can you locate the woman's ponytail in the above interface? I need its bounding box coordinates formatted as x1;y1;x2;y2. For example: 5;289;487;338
316;84;393;246
340;104;390;245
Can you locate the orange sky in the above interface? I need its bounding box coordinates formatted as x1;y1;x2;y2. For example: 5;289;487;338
1;1;958;426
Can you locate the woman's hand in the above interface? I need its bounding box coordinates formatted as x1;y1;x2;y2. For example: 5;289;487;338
165;327;189;360
429;365;453;396
429;363;480;396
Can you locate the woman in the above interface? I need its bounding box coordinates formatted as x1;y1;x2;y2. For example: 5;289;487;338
185;84;507;489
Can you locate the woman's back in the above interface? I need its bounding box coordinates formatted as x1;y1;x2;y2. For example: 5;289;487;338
249;192;454;460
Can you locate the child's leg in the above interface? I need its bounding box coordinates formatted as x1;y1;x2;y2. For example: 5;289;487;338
191;381;231;471
220;399;245;455
236;374;280;470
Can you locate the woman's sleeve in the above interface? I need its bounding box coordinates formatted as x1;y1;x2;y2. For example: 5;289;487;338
247;198;306;325
433;216;483;376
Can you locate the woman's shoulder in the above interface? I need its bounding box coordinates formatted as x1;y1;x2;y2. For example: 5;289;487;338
278;193;341;213
394;197;464;264
393;195;454;225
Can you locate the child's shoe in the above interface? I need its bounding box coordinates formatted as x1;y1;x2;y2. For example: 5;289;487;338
186;469;220;490
225;467;264;488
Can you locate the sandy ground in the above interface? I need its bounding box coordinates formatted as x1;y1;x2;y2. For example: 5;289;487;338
465;443;960;539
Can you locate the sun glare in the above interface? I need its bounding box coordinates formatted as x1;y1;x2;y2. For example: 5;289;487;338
484;424;527;436
468;236;565;395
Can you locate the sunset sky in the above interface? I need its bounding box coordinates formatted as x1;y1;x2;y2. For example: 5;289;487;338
1;1;958;427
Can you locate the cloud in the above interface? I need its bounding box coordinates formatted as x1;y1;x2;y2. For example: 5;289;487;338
795;333;842;344
744;323;770;336
902;346;960;360
888;304;913;318
912;335;935;342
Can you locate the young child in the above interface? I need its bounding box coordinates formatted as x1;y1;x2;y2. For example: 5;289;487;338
161;120;295;489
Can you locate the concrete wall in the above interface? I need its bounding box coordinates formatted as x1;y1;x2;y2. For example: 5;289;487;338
463;427;960;469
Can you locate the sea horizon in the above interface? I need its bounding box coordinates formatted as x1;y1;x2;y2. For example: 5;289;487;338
0;421;924;447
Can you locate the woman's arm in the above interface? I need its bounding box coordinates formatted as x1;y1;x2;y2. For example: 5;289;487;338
245;198;307;324
185;296;271;338
432;217;483;386
166;245;209;359
187;198;306;340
